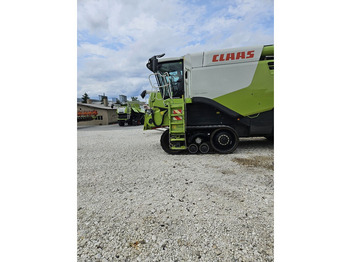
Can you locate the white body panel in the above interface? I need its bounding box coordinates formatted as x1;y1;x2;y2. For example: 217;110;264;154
181;46;264;99
190;62;259;98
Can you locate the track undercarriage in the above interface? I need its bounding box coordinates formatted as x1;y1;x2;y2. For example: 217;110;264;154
160;125;240;154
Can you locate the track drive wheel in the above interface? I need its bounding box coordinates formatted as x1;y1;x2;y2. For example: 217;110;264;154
210;127;239;154
160;129;181;154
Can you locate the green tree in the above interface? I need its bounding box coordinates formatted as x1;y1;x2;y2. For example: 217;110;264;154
131;96;139;101
81;93;89;103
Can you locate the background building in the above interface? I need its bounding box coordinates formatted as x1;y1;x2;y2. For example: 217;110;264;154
77;98;118;126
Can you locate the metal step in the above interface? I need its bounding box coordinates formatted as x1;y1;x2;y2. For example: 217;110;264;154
169;130;185;134
167;97;187;151
170;138;185;141
170;146;187;150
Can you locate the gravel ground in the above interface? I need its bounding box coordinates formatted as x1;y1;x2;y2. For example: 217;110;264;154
77;124;274;262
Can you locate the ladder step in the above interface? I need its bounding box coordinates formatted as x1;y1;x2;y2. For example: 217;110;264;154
167;98;186;150
170;138;185;141
170;146;187;150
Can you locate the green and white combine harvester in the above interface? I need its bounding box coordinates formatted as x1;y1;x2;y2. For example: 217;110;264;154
141;45;274;154
116;101;145;126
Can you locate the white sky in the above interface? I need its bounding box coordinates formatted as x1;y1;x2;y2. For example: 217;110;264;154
77;0;274;100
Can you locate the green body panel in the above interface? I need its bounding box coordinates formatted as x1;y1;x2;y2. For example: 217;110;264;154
213;59;274;116
130;103;144;113
261;45;274;57
143;92;170;130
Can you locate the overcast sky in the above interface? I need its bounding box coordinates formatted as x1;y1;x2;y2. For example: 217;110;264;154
77;0;274;101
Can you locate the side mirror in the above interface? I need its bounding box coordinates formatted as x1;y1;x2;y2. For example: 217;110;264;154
146;54;165;73
140;90;147;99
151;58;158;73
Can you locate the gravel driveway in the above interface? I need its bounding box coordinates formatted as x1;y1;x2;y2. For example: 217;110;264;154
77;124;274;262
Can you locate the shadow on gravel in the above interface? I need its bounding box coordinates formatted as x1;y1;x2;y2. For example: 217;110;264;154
77;125;97;130
77;124;143;131
238;138;274;150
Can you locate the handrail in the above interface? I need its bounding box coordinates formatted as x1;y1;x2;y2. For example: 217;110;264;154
148;72;173;100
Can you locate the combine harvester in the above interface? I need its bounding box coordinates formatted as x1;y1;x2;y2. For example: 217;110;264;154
141;45;274;154
117;101;145;126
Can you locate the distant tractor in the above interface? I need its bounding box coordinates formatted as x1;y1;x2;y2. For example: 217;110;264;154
117;101;145;126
